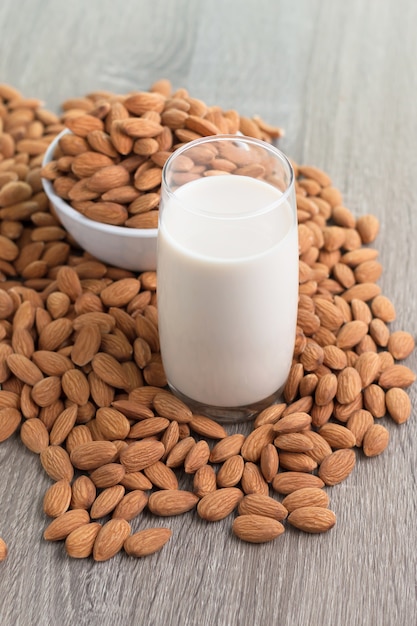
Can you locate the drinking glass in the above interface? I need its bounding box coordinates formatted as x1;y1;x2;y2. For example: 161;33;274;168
157;135;298;422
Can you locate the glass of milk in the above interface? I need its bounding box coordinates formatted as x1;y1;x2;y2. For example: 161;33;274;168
157;135;298;422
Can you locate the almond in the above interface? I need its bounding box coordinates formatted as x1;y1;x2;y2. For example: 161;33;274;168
93;518;131;561
0;406;21;442
259;443;279;482
112;490;148;521
209;434;246;463
232;512;286;545
71;324;102;366
314;373;338;406
197;487;243;521
184;439;211;474
38;317;73;351
355;214;380;243
272;472;325;494
278;451;317;473
55;265;83;301
152;391;192;423
346;409;374;446
40;445;74;482
70;440;118;471
238;494;287;521
318;448;356;485
43;479;72;517
129;417;170;439
100;278;141;308
119;440;165;472
253;403;286;427
70;475;96;510
20;417;49;453
354;351;380;388
287;506;336;533
336;367;362;404
363;384;386;418
6;353;43;385
90;485;125;519
0;537;8;562
387;331;415;360
273;412;312;434
274;433;314;453
362;424;390;457
216;455;245;487
117;118;163;138
336;320;368;349
49;405;78;446
240;424;275;462
378;364;416;389
31;375;62;407
95;407;131;440
65;522;102;559
89;463;126;489
91;352;128;389
370;295;396;322
188;414;227;439
124;528;172;558
44;509;90;541
148;489;199;516
318;423;356;449
165;436;196;468
32;350;74;376
144;461;178;490
241;462;269;496
282;487;329;512
193;465;217;497
385;387;412;424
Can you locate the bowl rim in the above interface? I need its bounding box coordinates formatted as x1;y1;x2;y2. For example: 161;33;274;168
41;128;158;240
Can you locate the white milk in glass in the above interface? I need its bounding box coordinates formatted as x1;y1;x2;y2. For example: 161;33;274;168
157;174;298;410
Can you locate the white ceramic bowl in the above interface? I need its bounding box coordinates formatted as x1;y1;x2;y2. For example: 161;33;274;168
41;130;158;271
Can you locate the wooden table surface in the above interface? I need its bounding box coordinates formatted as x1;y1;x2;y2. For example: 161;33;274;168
0;1;416;625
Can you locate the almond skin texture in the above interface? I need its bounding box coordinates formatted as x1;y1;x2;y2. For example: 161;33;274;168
272;472;325;494
44;509;90;541
43;480;72;517
232;514;285;543
70;441;118;471
0;407;21;442
282;487;329;512
197;487;243;521
124;528;172;557
238;494;288;521
385;387;412;424
362;424;390;457
20;418;49;453
240;424;275;462
93;518;131;562
119;440;165;473
318;449;356;486
65;522;102;559
287;506;336;533
40;445;74;482
148;490;199;516
0;537;7;562
112;490;148;521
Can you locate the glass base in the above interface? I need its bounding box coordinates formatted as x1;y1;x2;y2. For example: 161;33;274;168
167;383;284;424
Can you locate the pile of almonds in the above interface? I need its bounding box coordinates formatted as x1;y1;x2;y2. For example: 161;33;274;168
0;81;415;562
40;78;283;229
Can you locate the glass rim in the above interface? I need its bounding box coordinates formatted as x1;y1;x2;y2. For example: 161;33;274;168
161;134;295;221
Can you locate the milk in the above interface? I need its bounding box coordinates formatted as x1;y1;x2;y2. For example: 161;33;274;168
157;174;298;410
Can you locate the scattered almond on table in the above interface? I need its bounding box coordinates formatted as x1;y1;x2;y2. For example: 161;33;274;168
0;80;415;559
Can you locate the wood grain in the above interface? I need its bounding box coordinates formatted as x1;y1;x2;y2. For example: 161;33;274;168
0;0;416;625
